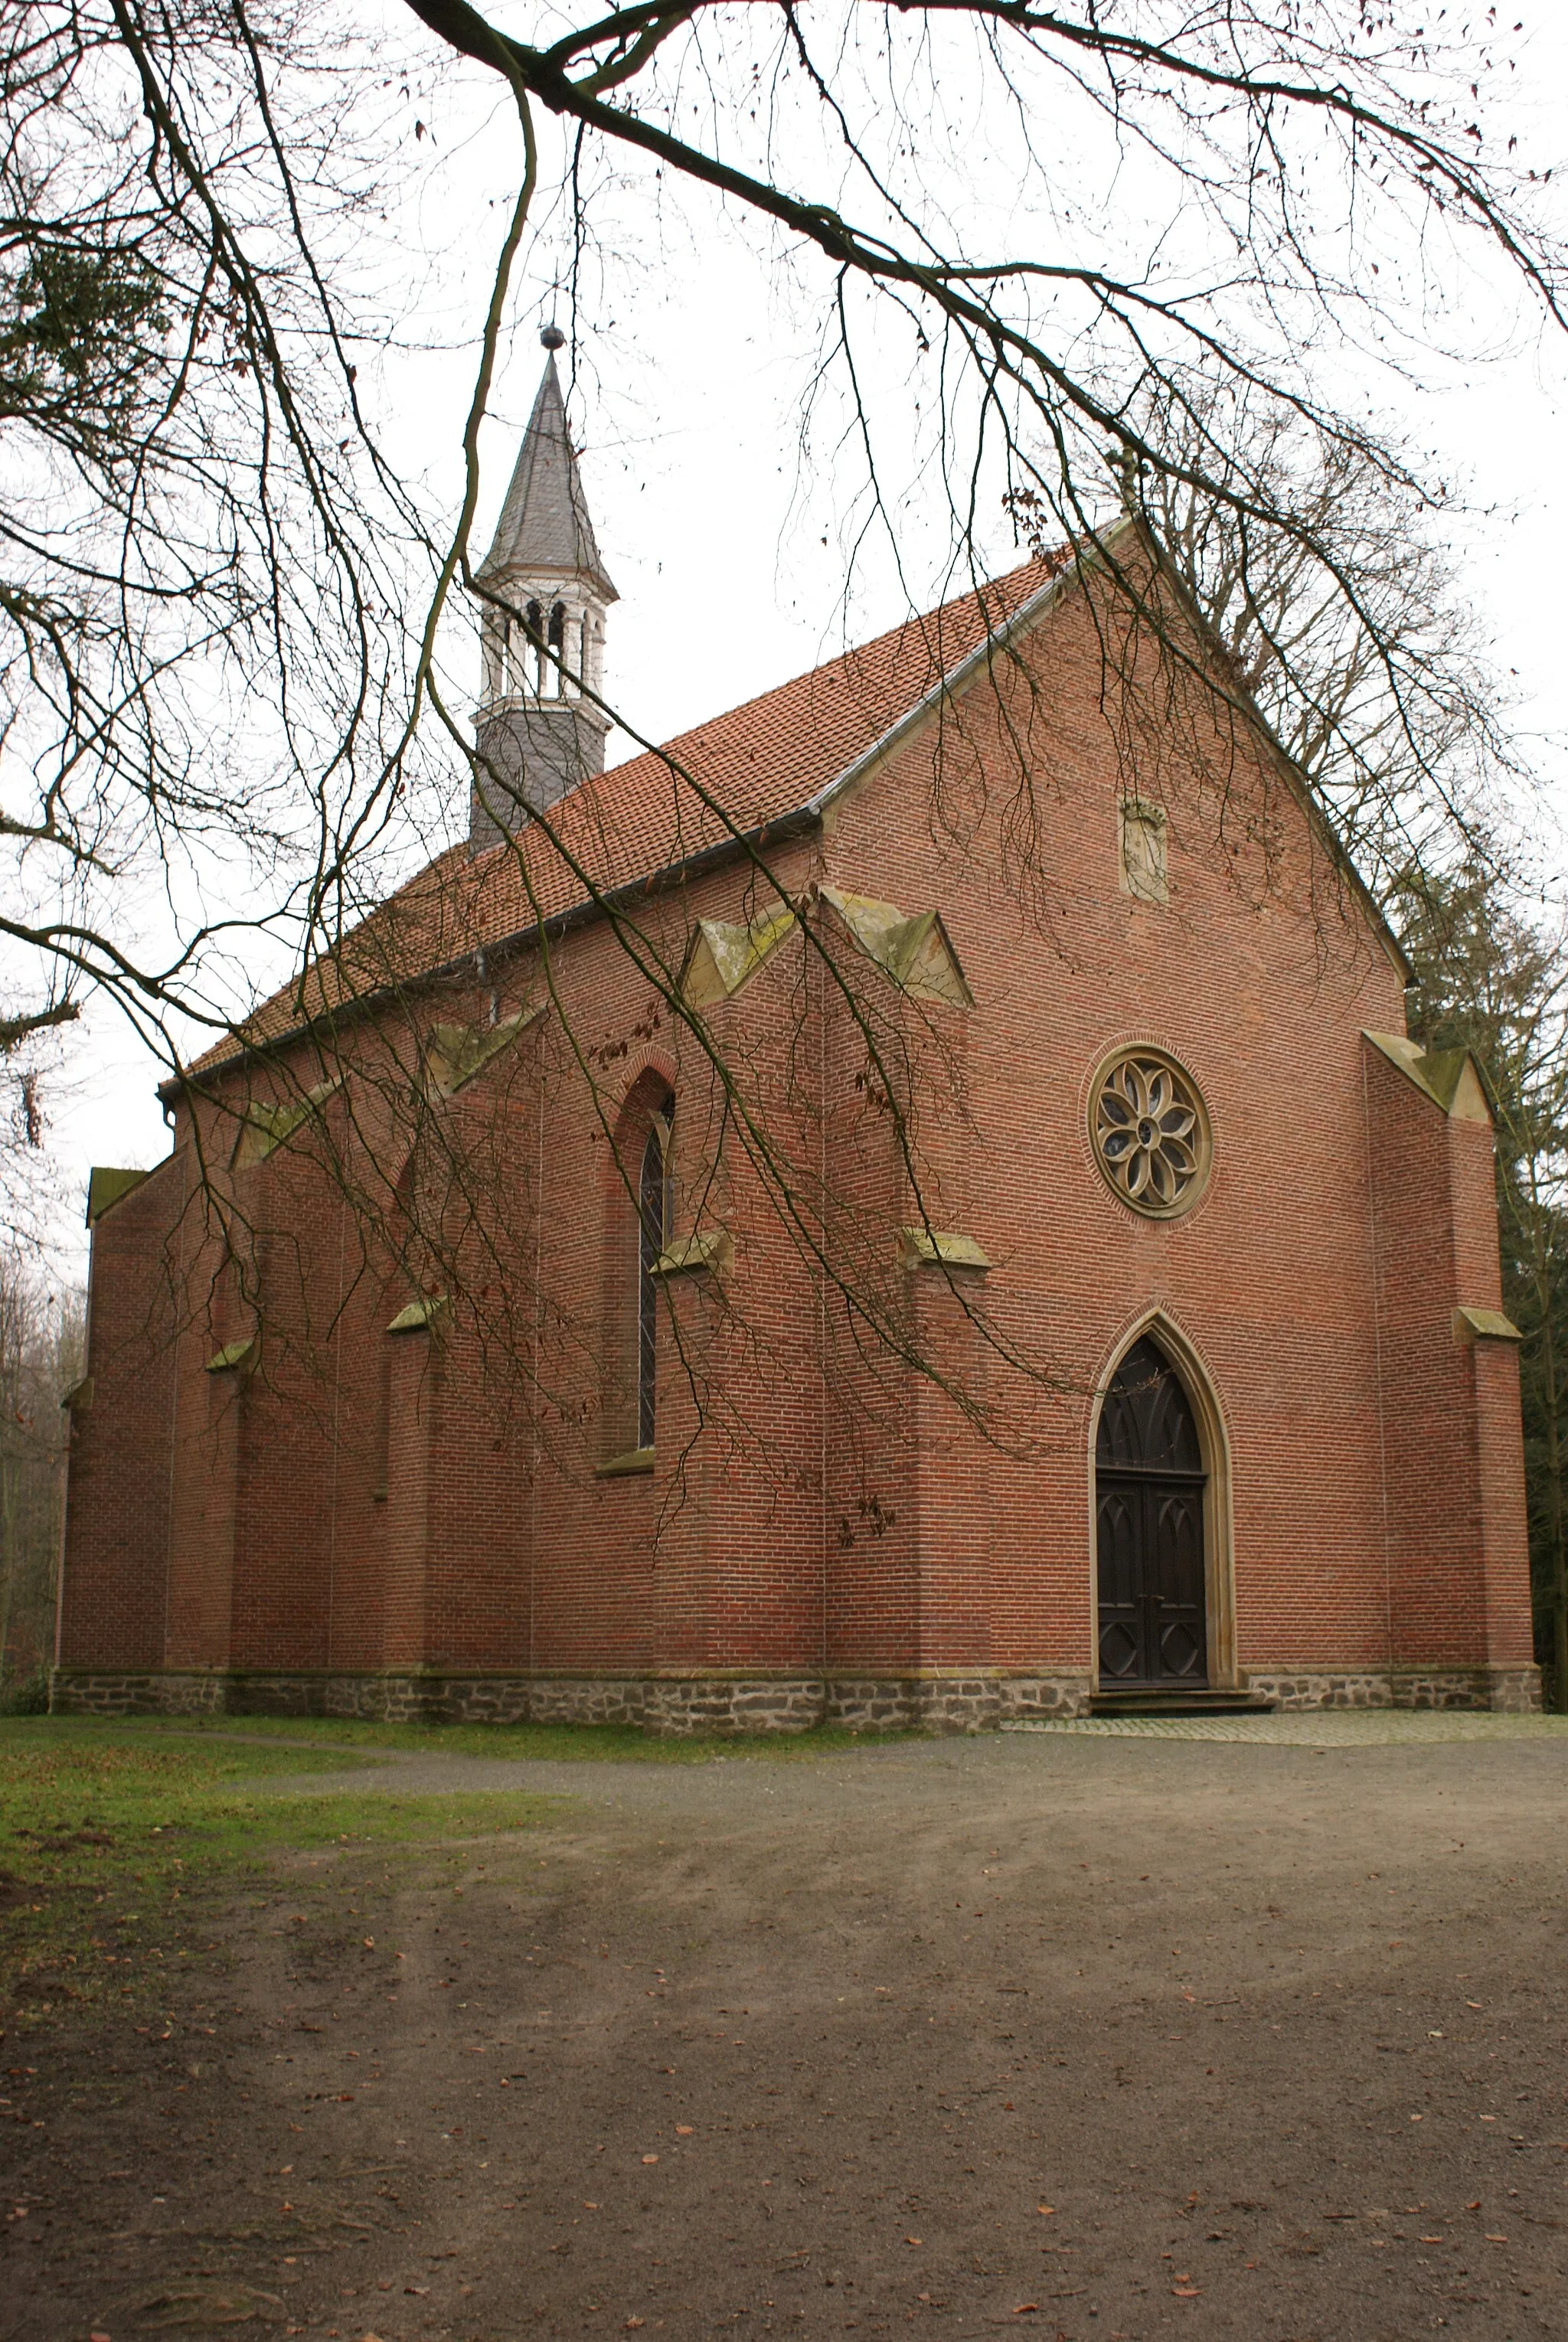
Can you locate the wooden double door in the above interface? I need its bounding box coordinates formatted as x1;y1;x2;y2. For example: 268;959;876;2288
1096;1337;1208;1687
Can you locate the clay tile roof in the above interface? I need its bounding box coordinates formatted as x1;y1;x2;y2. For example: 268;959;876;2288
187;553;1061;1080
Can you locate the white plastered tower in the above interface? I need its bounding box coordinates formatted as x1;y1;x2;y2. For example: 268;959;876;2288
471;328;618;851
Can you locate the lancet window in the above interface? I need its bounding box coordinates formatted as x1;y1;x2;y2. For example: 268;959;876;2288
637;1098;675;1450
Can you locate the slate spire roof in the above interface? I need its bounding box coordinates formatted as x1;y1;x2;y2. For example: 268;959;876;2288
477;354;618;602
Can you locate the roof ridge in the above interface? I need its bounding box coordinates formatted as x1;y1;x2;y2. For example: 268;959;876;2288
174;550;1063;1086
583;552;1050;812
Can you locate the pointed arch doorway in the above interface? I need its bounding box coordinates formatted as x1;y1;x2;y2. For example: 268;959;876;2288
1095;1335;1210;1688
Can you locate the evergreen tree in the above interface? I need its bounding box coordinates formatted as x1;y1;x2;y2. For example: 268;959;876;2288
1395;860;1568;1710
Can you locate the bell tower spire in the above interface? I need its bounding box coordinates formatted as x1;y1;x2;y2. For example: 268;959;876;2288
472;327;618;851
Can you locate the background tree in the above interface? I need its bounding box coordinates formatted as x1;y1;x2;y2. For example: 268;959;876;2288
0;1261;81;1697
1;2;1561;1082
1122;384;1525;900
4;1;1567;1483
1393;858;1568;1711
1;0;444;1087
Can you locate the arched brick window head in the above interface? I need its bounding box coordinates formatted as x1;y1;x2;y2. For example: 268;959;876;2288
637;1096;675;1449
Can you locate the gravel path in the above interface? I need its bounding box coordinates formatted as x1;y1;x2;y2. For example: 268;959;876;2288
7;1720;1567;2342
219;1703;1568;1803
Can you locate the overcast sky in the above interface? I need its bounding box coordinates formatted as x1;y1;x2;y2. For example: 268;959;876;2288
36;1;1568;1269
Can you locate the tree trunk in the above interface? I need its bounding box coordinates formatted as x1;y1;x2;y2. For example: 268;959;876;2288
1544;1318;1568;1714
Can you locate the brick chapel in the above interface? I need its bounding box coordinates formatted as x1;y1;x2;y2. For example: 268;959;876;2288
54;343;1541;1727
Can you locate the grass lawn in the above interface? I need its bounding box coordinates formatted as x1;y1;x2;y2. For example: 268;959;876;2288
0;1719;563;2030
74;1711;913;1762
0;1709;905;2031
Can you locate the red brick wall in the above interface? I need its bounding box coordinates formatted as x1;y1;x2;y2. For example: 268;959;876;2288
802;578;1413;1677
57;1156;184;1667
57;566;1534;1690
1361;1043;1533;1670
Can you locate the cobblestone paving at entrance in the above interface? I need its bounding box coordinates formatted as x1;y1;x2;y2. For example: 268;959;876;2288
1004;1710;1568;1743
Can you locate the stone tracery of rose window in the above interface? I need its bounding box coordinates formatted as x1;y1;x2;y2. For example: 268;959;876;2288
1091;1048;1210;1218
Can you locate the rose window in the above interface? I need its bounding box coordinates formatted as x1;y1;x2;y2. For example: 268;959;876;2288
1090;1048;1210;1218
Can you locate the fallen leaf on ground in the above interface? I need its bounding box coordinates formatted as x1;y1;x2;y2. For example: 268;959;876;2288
127;2285;285;2329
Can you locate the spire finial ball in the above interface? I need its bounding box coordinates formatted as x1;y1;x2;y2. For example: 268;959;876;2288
540;324;566;351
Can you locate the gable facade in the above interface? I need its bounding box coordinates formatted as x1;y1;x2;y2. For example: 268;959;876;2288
53;392;1540;1726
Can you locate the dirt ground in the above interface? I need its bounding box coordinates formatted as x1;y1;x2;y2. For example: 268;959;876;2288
4;1720;1568;2342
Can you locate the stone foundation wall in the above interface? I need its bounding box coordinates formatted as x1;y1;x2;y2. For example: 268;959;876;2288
1243;1664;1541;1714
51;1661;1541;1727
52;1671;233;1719
49;1668;1093;1734
822;1677;1091;1732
